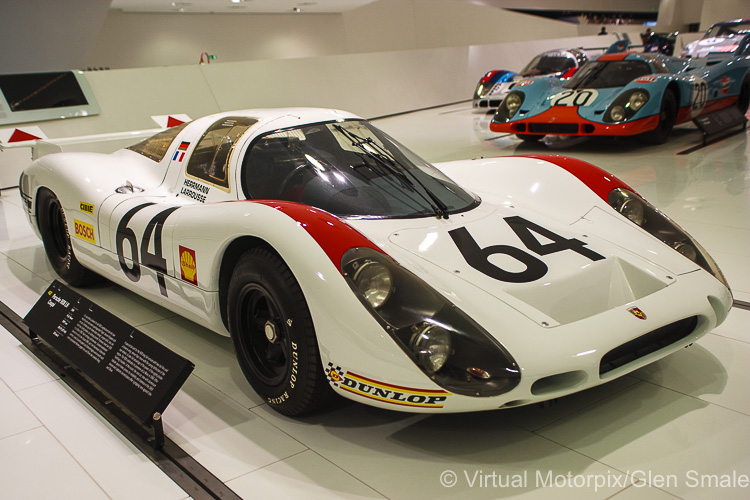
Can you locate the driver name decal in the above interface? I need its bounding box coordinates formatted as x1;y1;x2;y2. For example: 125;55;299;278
73;219;96;244
179;246;197;285
326;363;450;408
180;178;209;203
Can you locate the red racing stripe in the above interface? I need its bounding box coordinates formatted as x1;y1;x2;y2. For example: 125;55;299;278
248;200;384;271
517;155;634;202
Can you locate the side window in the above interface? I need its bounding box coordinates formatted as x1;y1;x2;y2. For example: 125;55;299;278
186;116;257;191
126;123;188;162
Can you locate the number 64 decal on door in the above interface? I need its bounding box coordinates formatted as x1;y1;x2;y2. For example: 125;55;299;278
116;203;180;297
449;216;605;283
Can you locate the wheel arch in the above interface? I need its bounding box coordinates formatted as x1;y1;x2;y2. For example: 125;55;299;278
218;235;277;330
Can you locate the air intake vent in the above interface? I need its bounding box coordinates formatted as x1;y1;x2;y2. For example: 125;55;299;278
599;316;698;376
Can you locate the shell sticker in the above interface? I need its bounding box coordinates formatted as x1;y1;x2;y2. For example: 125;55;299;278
179;246;197;285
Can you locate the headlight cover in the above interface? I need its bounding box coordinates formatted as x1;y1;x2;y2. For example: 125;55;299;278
494;91;525;122
604;89;649;123
342;247;521;397
608;188;730;290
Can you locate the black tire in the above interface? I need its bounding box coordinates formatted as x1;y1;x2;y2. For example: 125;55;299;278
639;90;676;145
227;247;333;416
36;188;100;286
516;133;544;142
737;76;750;116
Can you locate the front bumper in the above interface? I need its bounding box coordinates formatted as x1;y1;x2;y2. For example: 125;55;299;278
359;268;731;413
490;106;659;137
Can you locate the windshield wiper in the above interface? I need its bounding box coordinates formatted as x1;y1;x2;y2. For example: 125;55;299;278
332;124;450;219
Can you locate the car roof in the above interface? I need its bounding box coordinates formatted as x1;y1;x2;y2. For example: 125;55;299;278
189;107;364;136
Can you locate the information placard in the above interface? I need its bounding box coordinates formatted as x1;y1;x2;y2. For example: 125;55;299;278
24;281;193;424
693;106;747;139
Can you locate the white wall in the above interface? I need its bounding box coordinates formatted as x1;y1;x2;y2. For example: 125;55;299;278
86;0;580;69
0;34;611;187
0;0;111;73
698;0;750;30
86;10;348;69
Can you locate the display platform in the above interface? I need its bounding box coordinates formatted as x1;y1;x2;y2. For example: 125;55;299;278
1;104;748;499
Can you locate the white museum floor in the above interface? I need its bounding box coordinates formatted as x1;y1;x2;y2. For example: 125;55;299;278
0;103;748;499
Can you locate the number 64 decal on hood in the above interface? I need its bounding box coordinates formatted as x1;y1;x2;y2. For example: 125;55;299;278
449;216;605;283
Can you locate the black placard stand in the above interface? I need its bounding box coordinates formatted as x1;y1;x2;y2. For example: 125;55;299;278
24;281;194;448
693;106;748;146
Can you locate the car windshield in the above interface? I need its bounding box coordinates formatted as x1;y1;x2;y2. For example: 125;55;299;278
241;120;478;218
703;21;750;39
520;54;576;77
563;60;652;89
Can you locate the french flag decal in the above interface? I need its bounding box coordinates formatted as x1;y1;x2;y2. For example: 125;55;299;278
173;141;190;162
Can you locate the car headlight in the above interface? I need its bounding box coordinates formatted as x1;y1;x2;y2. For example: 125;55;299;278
342;247;520;397
604;89;650;123
608;188;730;290
494;91;525;122
351;259;392;308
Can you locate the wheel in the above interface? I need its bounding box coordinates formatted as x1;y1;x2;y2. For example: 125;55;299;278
639;90;676;145
736;76;750;116
227;246;333;415
36;188;100;286
516;133;544;142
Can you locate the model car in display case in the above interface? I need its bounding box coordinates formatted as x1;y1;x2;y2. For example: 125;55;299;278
473;48;589;109
19;108;732;415
681;18;750;59
490;39;750;144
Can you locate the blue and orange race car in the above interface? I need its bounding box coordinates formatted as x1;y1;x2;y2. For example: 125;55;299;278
490;37;750;144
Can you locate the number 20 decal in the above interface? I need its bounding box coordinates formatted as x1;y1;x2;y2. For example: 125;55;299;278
116;203;179;297
449;216;605;283
551;89;599;107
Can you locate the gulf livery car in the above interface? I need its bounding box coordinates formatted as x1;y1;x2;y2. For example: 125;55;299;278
473;48;589;109
681;18;750;59
490;46;750;144
19;108;732;416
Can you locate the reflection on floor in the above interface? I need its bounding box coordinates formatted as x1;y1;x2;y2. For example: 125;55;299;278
0;104;748;499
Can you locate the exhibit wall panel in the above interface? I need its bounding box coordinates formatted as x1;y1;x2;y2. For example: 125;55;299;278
698;0;750;30
86;10;348;69
39;66;221;137
199;47;470;119
0;34;609;187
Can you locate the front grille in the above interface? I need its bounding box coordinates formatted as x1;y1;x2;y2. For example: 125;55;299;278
528;123;580;134
599;316;698;376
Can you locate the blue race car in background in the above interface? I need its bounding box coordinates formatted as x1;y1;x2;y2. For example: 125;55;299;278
491;36;750;144
473;48;589;109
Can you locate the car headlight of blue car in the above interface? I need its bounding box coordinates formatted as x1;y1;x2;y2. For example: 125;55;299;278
495;91;525;122
604;89;650;123
342;247;521;397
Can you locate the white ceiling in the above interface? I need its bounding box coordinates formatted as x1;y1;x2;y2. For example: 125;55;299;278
110;0;379;14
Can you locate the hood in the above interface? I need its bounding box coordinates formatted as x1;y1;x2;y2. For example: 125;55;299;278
347;202;679;329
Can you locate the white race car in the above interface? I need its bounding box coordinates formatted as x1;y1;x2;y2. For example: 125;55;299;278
19;108;732;415
681;18;750;59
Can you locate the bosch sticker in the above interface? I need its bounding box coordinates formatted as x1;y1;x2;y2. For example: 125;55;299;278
179;246;197;285
635;76;658;84
73;219;96;244
514;79;534;87
325;363;450;408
